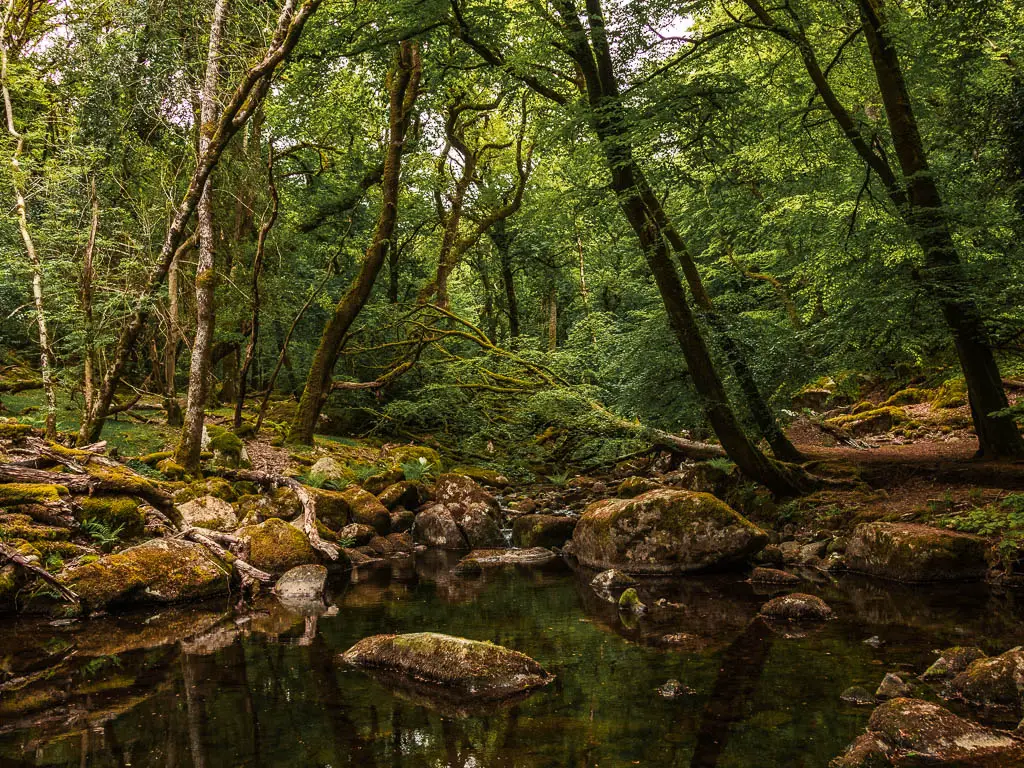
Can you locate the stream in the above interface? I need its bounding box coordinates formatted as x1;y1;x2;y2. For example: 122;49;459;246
2;552;1023;767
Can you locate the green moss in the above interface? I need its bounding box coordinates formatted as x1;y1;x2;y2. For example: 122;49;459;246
826;406;906;429
618;587;644;612
0;482;67;505
0;420;33;439
882;387;931;407
174;477;236;504
449;466;508;487
208;430;243;456
237;518;317;573
932;378;968;409
388;445;443;470
156;458;185;479
138;450;173;466
75;496;145;538
0;514;70;541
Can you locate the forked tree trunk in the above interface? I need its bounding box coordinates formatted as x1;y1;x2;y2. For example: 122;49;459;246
176;0;231;473
288;41;422;445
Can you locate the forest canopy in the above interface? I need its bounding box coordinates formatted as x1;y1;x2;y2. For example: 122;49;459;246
2;0;1024;489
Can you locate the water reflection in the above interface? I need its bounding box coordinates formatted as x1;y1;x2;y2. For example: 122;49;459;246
3;553;1024;767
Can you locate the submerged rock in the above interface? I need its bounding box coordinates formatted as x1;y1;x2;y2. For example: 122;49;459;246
62;539;230;611
590;569;637;590
274;564;328;602
844;522;988;582
841;686;876;706
830;698;1024;767
236;518;318;574
876;673;910;700
657;679;694;698
948;647;1024;716
758;593;833;621
455;548;557;573
750;567;801;585
340;632;553;700
512;514;577;549
570;489;767;574
922;646;988;681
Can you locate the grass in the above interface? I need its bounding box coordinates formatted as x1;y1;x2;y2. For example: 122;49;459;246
2;387;175;456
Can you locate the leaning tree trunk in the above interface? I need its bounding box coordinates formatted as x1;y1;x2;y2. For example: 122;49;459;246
1;4;57;439
856;0;1024;459
490;219;520;339
176;0;231;473
289;41;422;445
76;0;323;445
552;0;805;495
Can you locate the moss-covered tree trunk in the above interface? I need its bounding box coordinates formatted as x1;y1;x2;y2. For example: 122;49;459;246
288;41;422;445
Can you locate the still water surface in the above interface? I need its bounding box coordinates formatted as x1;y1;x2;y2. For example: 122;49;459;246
2;552;1022;767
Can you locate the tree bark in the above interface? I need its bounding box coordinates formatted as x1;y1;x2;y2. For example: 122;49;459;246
76;0;323;445
288;41;422;445
176;0;231;473
82;175;100;416
489;219;520;338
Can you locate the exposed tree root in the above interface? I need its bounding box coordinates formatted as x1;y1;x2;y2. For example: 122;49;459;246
0;542;80;606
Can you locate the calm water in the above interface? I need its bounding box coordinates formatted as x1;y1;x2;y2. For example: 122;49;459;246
2;552;1023;767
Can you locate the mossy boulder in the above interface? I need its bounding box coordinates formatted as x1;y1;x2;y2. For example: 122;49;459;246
340;632;553;700
155;458;185;480
388;445;443;471
390;507;416;533
274;564;328;602
590;568;636;591
0;564;18;613
922;647;988;681
75;496;146;538
617;476;663;498
826;407;905;436
236;518;318;574
845;522;988;582
339;523;377;546
449;466;509;488
759;593;833;621
569;489;767;574
340;487;391;535
0;513;70;542
932;379;968;409
413;505;471;549
307;487;350;530
377;480;428;511
177;495;238;532
309;456;356;487
208;430;247;468
361;468;404;496
62;539;230;611
618;587;646;614
948;647;1024;716
174;477;237;504
0;482;67;506
511;514;577;549
830;698;1024;767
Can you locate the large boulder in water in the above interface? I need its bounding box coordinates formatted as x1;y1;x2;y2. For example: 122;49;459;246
236;518;318;574
830;698;1024;767
568;489;767;574
274;564;328;602
340;487;391;535
844;522;988;582
413;474;503;549
948;647;1024;716
340;632;553;700
62;539;230;611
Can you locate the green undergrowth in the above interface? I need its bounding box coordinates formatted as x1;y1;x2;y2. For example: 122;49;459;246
937;494;1024;569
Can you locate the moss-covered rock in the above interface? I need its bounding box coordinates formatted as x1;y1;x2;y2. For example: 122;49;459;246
830;697;1024;767
922;647;988;682
948;647;1024;716
387;445;442;470
208;430;247;468
617;476;663;498
412;505;469;549
173;477;237;504
306;487;349;529
361;468;404;495
449;466;509;488
826;407;906;436
155;457;185;480
340;486;390;534
414;474;503;549
569;489;767;574
845;522;988;582
75;496;146;538
0;482;67;505
339;523;377;546
511;514;577;549
759;593;833;621
234;488;302;526
750;567;801;586
274;564;328;602
176;495;238;531
932;378;968;409
0;513;70;541
590;568;636;591
377;480;429;511
236;518;317;574
309;456;356;487
340;632;553;700
62;538;230;611
617;587;646;614
390;507;415;533
455;547;556;573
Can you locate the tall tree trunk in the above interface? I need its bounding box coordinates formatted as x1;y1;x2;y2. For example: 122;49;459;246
82;175;100;416
854;0;1024;459
1;1;56;439
551;0;804;494
490;219;520;339
546;284;557;351
76;0;322;445
176;0;231;473
288;41;422;445
234;146;278;428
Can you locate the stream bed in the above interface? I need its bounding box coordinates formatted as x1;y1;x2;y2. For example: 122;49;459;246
2;552;1023;767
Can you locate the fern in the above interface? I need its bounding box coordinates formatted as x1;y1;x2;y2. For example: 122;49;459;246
81;518;125;552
